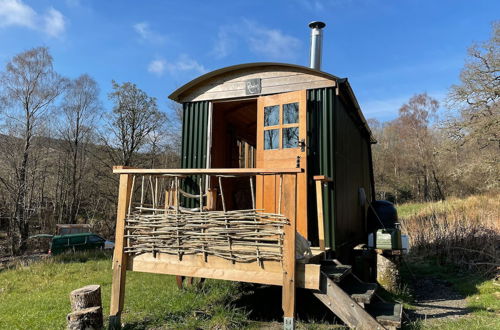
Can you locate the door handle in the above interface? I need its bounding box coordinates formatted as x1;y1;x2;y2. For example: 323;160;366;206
299;139;306;152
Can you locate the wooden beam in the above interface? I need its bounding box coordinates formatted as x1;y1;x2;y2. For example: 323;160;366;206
109;173;133;328
315;180;326;251
113;167;303;175
313;175;333;182
282;174;297;326
116;167;301;175
127;254;320;289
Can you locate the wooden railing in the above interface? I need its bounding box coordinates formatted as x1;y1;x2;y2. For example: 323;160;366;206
109;166;302;329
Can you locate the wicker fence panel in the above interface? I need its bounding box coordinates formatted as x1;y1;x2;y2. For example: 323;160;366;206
124;208;288;263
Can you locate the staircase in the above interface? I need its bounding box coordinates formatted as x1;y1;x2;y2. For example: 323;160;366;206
312;259;402;330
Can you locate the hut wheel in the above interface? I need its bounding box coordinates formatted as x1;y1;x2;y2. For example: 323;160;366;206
175;276;205;289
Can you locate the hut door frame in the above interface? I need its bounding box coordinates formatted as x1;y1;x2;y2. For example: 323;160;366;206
255;90;308;238
205;102;213;192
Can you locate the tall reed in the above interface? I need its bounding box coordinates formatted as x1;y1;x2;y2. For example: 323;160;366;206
399;194;499;275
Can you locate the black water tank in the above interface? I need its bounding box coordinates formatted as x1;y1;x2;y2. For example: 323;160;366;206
367;200;398;232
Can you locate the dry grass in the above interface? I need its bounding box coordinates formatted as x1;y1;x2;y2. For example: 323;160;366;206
399;193;499;275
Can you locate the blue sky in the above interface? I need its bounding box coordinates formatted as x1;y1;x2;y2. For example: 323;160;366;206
0;0;498;122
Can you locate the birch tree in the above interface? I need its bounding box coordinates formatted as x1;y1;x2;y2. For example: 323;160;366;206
59;74;101;224
0;47;67;254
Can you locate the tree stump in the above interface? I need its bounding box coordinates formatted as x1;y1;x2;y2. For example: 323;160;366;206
70;285;102;311
67;306;103;330
377;253;402;293
67;285;103;329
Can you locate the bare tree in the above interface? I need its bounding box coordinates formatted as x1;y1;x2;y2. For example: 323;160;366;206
59;74;101;224
105;81;166;166
445;21;499;191
0;47;67;254
447;21;499;149
371;94;445;202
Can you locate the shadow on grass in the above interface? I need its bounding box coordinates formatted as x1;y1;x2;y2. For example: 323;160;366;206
52;250;113;263
232;283;340;326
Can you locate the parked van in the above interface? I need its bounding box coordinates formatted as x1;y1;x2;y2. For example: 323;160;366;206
49;233;106;255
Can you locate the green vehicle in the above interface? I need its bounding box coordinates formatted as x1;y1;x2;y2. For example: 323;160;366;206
49;233;106;255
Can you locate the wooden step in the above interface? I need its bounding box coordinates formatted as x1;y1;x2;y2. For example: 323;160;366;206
313;272;385;330
340;280;378;304
366;302;402;329
320;262;351;282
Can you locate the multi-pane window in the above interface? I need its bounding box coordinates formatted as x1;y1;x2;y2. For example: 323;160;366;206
263;102;299;150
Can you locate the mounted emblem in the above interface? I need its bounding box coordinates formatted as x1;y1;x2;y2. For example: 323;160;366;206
245;78;261;95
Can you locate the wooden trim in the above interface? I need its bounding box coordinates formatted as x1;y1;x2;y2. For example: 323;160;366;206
313;175;333;182
315;180;326;251
282;174;297;319
112;167;303;175
127;253;320;289
110;174;134;320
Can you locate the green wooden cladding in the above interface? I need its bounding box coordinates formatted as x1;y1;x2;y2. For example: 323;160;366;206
180;89;374;260
307;88;336;249
181;101;209;208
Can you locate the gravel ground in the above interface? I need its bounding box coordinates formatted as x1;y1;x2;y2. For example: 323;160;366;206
408;276;469;321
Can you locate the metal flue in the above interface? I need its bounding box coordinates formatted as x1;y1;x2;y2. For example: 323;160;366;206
309;21;326;70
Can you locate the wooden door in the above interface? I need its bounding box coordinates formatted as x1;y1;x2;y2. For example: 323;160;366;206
256;90;308;238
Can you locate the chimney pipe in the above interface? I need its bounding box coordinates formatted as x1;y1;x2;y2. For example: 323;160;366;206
308;21;326;70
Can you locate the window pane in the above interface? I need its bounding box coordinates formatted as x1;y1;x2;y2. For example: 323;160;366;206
88;235;104;243
264;105;279;126
264;129;279;150
283;103;299;124
283;127;299;148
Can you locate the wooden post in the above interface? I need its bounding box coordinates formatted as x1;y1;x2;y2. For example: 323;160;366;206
109;169;133;329
282;174;297;330
165;189;171;210
313;176;332;251
206;188;217;211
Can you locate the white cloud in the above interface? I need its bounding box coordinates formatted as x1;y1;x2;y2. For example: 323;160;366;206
0;0;36;28
148;55;207;77
167;54;207;74
0;0;66;37
148;59;166;76
43;8;65;37
65;0;81;7
133;22;165;44
245;20;301;59
295;0;352;12
212;19;301;60
212;28;233;59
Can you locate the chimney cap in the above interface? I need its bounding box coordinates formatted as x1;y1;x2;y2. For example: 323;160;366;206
309;21;326;29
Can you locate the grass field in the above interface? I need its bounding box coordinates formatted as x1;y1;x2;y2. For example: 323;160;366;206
0;252;247;329
0;194;498;329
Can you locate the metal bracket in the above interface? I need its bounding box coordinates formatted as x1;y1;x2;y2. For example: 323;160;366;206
283;317;295;330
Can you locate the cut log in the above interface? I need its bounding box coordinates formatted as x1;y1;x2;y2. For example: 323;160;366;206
67;306;103;330
377;254;401;293
70;285;102;312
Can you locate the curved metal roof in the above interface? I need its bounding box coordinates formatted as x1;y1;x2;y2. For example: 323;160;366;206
168;62;339;102
168;62;375;143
